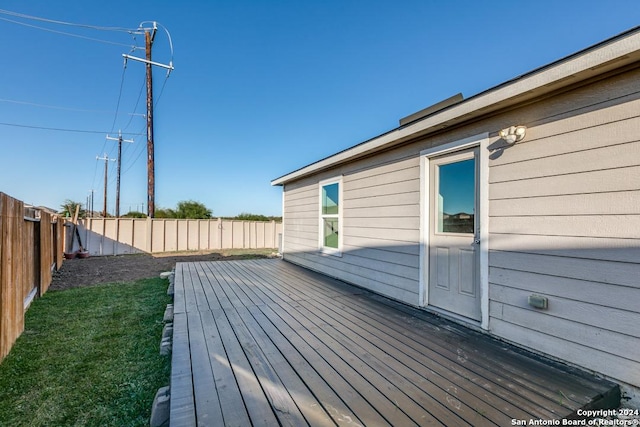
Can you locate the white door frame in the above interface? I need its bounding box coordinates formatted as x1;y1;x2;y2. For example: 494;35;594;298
419;133;490;330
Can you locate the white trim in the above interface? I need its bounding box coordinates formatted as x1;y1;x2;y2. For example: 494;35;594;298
280;187;286;255
318;176;343;257
418;155;427;307
419;133;490;330
478;135;490;330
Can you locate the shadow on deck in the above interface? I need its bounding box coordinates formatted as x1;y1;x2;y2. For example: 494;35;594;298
167;258;619;426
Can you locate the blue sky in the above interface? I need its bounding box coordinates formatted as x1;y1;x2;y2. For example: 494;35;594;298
1;1;639;217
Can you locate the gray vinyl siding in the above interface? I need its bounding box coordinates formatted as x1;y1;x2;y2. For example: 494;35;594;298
486;67;640;387
283;157;422;305
281;65;640;389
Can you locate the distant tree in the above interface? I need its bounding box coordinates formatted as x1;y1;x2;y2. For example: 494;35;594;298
59;199;86;218
175;200;212;219
235;212;270;221
154;208;177;218
123;211;147;218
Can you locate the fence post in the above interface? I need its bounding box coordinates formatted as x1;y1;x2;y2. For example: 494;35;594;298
146;217;152;253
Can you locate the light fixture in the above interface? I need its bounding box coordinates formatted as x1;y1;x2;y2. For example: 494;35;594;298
498;125;527;144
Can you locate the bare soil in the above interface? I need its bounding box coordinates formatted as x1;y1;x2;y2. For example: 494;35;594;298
50;249;278;291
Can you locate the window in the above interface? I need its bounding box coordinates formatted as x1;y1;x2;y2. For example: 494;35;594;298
319;177;342;255
436;157;476;234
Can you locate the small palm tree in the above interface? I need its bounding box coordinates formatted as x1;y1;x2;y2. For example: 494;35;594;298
59;199;86;218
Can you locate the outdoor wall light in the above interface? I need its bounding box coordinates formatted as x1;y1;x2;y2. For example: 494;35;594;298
498;125;527;144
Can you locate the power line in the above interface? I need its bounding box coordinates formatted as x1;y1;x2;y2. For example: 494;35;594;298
0;16;141;48
121;80;146;131
99;62;129;160
0;121;139;135
0;97;115;114
0;8;140;33
109;62;128;133
119;73;170;177
154;74;170;108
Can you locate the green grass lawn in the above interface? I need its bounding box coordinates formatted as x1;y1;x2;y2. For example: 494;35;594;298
0;278;171;427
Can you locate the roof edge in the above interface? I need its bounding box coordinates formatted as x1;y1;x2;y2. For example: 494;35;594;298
272;26;640;186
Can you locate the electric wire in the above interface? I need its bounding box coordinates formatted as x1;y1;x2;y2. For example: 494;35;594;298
0;16;142;49
121;78;146;131
0;11;175;211
0;8;141;33
154;74;170;109
0;121;138;135
109;63;128;133
119;72;170;177
0;97;115;114
121;124;147;175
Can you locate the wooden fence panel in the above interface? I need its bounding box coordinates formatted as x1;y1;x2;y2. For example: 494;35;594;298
0;193;64;362
0;194;23;360
23;220;37;301
39;211;53;296
55;218;64;270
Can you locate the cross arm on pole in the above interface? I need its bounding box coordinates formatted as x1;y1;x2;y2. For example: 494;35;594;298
122;54;174;72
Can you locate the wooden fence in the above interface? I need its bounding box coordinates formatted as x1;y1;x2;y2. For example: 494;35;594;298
0;192;64;361
68;218;283;256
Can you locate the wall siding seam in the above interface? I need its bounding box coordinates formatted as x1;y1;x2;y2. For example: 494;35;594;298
489;275;640;312
488;228;640;240
490;247;640;265
301;255;418;290
491;294;640;335
286;256;418;301
489;303;640;359
510;88;640;138
346;191;420;201
489;159;640;185
342;254;419;279
490;318;639;386
344;180;420;193
345;166;419;185
490;115;640;169
342;233;419;245
345;176;420;191
489;188;640;201
342;244;420;258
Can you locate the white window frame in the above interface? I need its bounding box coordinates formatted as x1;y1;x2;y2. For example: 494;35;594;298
318;176;343;256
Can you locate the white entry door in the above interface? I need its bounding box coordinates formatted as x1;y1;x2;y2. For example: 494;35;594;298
428;148;481;321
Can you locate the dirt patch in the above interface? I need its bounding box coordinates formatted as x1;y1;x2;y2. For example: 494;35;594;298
50;249;278;291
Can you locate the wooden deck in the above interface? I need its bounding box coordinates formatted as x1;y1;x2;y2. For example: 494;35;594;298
168;259;618;426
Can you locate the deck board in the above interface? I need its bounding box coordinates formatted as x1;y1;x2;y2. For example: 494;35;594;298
168;259;619;426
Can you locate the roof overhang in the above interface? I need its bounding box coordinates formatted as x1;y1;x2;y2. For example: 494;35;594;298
272;26;640;186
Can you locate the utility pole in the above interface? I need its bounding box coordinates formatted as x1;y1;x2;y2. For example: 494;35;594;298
145;28;156;218
106;131;134;217
122;22;173;219
96;154;115;217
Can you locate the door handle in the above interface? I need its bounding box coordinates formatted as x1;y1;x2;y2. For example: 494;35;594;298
474;238;480;245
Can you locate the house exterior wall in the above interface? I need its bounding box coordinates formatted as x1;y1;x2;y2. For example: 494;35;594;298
281;65;640;391
283;154;422;303
486;66;640;388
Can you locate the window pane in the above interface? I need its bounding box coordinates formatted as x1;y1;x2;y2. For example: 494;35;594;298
322;183;339;215
323;218;339;248
437;158;475;233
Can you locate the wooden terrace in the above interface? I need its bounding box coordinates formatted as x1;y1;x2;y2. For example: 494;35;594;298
168;259;618;426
